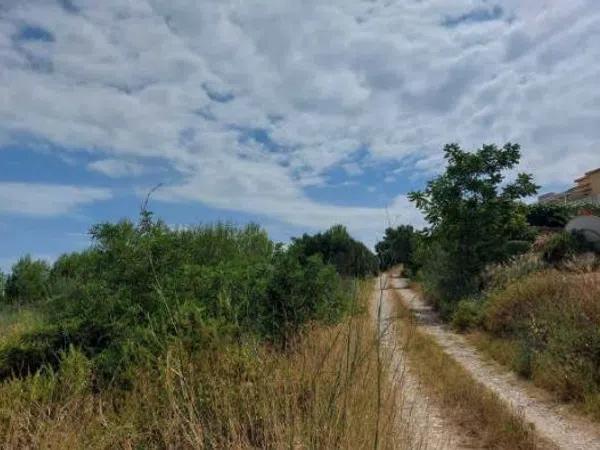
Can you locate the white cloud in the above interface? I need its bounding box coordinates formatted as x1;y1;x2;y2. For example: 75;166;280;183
0;0;599;238
88;158;146;177
0;182;111;216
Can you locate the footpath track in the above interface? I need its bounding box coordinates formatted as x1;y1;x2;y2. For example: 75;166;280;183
371;275;479;449
384;273;600;450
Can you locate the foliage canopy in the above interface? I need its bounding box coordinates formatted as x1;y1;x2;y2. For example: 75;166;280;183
408;143;538;308
4;256;50;304
290;225;378;277
0;213;360;384
375;225;418;271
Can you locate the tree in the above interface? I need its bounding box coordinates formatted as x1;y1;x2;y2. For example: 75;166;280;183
5;255;51;304
291;225;378;277
0;271;6;301
409;143;538;309
375;225;417;270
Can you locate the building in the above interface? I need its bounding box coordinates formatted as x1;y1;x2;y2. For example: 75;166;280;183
538;168;600;205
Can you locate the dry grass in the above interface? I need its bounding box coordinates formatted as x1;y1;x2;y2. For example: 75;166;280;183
477;270;600;421
0;280;415;449
390;288;540;450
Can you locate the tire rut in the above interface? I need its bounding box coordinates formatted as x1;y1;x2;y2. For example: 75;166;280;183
371;276;481;449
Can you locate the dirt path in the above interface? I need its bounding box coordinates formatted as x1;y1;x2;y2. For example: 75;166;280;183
371;275;480;449
389;273;600;450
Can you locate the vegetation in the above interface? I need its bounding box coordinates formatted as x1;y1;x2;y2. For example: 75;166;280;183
481;253;547;293
526;201;600;228
449;235;600;419
407;142;538;315
291;224;378;277
539;231;591;264
451;298;483;331
1;214;368;383
4;256;50;305
0;272;5;302
375;225;419;272
391;288;539;449
0;280;410;448
0;211;420;447
478;270;600;419
375;141;600;423
526;202;572;228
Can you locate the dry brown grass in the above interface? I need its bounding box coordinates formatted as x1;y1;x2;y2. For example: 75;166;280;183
390;288;540;450
0;280;415;449
476;270;600;421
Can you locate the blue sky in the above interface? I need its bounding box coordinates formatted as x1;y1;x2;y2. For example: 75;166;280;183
1;0;600;271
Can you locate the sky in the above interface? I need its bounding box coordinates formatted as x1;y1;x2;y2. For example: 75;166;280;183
1;0;600;271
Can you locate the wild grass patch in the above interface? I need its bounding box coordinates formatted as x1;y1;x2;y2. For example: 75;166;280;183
480;270;600;420
0;280;410;449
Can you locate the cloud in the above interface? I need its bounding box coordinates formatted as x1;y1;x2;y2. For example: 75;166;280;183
0;0;599;239
88;158;146;177
442;5;504;28
0;182;111;216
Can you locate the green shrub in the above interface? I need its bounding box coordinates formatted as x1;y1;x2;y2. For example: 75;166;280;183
417;243;480;319
540;231;589;264
526;203;572;228
0;325;65;378
0;214;357;384
264;251;349;341
504;240;532;258
56;346;92;397
451;299;483;331
4;256;50;304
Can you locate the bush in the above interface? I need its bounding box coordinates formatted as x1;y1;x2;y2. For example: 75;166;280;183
504;240;532;258
540;231;590;264
482;270;600;416
4;256;50;304
418;243;480;319
526;203;572;228
482;253;547;293
451;299;483;331
0;215;357;384
262;250;350;341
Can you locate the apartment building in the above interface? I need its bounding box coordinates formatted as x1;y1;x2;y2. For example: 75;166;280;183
538;168;600;205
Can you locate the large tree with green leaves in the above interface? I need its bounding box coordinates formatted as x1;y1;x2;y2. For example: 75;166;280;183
291;225;378;277
409;143;538;309
375;225;417;270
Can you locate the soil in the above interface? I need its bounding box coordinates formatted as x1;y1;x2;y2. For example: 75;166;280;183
371;276;481;449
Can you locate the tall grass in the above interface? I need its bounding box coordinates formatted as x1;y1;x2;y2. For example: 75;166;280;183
480;270;600;420
0;280;413;449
